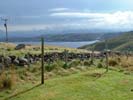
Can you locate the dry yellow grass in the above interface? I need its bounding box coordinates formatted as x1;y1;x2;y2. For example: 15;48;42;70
0;66;16;89
0;42;93;56
109;56;133;71
120;56;133;71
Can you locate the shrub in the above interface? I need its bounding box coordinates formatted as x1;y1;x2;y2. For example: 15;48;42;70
109;59;118;66
0;72;14;89
30;66;38;73
90;60;94;65
69;60;80;68
45;64;55;72
56;60;64;68
2;77;13;89
7;48;12;51
62;63;70;69
28;64;40;73
83;60;91;66
100;58;104;62
52;62;60;69
97;63;103;68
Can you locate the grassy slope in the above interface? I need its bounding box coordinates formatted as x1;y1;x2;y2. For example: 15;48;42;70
2;68;133;100
79;32;133;51
0;42;89;56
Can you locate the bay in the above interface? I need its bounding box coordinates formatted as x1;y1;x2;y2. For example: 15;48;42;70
13;40;99;48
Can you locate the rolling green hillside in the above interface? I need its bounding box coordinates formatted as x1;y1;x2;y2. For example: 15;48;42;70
79;32;133;52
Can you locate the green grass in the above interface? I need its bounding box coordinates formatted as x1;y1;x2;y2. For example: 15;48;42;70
0;42;132;100
1;68;132;100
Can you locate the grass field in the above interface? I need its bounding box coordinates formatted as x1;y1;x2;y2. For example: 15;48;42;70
0;42;133;100
0;67;132;100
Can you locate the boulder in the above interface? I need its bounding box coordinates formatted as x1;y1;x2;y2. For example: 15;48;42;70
9;56;16;63
15;44;26;50
18;57;29;66
13;59;20;65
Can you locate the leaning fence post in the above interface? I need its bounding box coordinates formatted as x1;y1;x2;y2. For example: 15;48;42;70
105;51;109;72
41;37;44;84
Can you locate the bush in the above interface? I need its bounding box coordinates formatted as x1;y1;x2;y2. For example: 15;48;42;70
62;63;70;69
97;63;103;68
2;77;13;89
100;58;104;62
28;64;40;73
7;48;12;51
45;64;55;72
83;60;91;66
0;72;14;89
56;60;64;68
45;61;60;72
109;59;118;66
30;66;39;73
90;60;94;65
69;60;80;68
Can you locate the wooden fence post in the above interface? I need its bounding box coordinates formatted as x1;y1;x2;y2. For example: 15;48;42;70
64;49;68;64
106;51;109;72
41;37;44;84
91;46;94;64
105;40;109;72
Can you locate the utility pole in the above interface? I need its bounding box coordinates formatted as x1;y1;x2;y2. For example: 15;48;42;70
41;37;44;84
91;45;94;64
1;18;8;42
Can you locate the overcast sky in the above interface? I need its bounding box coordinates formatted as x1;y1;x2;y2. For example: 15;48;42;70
0;0;133;32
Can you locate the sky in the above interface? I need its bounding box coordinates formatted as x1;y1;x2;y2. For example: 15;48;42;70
0;0;133;32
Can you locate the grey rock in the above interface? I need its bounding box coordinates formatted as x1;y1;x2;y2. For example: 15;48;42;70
18;57;29;66
4;57;12;67
13;59;20;65
15;44;26;50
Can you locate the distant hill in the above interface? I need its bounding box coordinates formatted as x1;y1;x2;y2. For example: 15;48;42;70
0;29;125;42
41;33;102;42
0;31;103;42
79;31;133;52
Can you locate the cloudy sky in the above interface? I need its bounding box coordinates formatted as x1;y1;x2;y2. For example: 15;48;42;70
0;0;133;32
